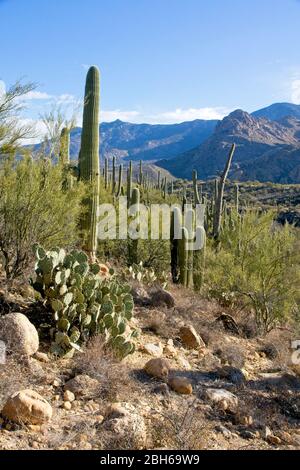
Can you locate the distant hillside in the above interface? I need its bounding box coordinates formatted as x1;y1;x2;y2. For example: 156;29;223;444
41;119;218;163
157;110;300;182
31;102;300;183
252;102;300;121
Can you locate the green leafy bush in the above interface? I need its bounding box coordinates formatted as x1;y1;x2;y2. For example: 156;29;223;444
31;245;138;357
0;157;84;279
205;210;300;334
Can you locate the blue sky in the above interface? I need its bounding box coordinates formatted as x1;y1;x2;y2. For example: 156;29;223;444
1;0;300;127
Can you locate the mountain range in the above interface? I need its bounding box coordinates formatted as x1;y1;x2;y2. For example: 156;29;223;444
34;102;300;183
158;107;300;183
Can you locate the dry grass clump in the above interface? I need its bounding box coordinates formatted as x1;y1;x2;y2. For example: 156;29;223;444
0;357;35;409
73;335;138;402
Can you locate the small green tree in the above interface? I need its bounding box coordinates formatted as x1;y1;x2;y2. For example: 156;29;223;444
0;80;37;158
0;157;84;279
206;210;300;334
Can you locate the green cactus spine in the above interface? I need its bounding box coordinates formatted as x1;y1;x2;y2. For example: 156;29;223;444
79;66;100;260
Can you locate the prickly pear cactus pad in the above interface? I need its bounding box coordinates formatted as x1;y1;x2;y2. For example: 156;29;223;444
31;245;138;358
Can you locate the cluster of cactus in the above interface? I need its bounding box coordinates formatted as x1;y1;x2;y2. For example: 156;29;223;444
31;245;137;358
170;204;206;291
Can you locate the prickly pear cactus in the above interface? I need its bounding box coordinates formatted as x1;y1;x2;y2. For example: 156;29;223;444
31;245;138;358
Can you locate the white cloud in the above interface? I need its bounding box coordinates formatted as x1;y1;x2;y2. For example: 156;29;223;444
291;79;300;104
148;107;231;124
23;91;52;100
100;107;231;124
101;109;141;122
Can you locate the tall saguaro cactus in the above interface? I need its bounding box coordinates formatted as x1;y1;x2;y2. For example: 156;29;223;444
79;65;100;260
213;144;236;240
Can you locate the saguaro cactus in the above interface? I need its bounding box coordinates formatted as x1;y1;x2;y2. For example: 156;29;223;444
234;183;239;213
179;227;188;286
193;225;206;291
79;65;100;260
213;144;236;240
104;157;108;189
128;187;140;265
127;161;133;206
192;170;201;206
116;164;123;197
170;207;182;283
59;127;70;165
112;156;116;194
139;160;143;186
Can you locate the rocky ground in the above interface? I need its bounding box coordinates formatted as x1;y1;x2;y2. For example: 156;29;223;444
0;282;300;451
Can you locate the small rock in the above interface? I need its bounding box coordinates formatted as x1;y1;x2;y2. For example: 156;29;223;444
215;424;232;438
27;424;41;432
94;415;104;425
267;435;282;446
52;379;62;388
259;343;279;360
150;289;175;308
34;352;50;363
164;340;177;357
234;414;253;426
0;312;39;356
63;390;75;402
276;431;293;444
176;355;192;371
144;358;170;380
63;401;72;411
179;325;205;350
153;383;170;396
168;376;193;395
205;388;238;411
143;342;163;357
131;285;151;306
239;430;257;440
31;441;40;449
215;366;246;385
105;403;129;419
2;389;52;425
104;407;147;448
64;374;99;397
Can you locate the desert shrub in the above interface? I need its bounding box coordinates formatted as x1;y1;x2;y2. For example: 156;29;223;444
0;156;84;279
205;210;300;334
31;245;138;357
